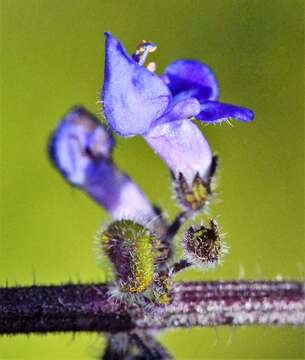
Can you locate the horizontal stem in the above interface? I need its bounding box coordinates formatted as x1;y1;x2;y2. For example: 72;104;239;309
0;281;304;335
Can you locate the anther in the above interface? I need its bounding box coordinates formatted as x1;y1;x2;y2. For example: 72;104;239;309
133;40;157;66
146;62;157;72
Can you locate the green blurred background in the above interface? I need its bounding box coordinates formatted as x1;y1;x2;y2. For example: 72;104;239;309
0;0;304;358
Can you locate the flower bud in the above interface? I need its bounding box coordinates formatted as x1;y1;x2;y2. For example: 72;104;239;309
100;220;156;294
183;220;225;268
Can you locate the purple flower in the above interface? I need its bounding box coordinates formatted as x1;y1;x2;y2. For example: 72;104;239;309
49;106;158;223
102;33;254;210
102;33;254;136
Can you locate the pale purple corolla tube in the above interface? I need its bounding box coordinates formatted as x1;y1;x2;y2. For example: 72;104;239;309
145;119;213;185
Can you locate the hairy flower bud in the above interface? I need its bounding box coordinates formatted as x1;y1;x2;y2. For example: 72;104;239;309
100;220;173;305
183;220;225;268
100;220;156;294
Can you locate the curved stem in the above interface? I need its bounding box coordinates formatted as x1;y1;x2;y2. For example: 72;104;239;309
0;281;304;335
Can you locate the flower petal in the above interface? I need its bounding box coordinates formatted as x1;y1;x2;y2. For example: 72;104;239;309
102;32;172;136
197;100;254;123
164;60;219;102
49;106;114;185
153;97;201;126
145;120;213;184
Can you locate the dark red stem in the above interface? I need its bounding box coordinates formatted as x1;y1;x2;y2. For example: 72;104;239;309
0;281;304;335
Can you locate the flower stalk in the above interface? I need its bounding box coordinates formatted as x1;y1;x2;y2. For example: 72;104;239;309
1;281;304;335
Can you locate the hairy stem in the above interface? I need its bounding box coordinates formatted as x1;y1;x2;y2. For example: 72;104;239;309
0;281;304;335
102;334;129;360
130;332;173;360
164;212;188;243
171;259;192;274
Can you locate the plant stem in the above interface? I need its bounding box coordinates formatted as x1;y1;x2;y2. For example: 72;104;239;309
164;212;188;243
171;259;192;274
0;281;304;335
130;332;173;360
